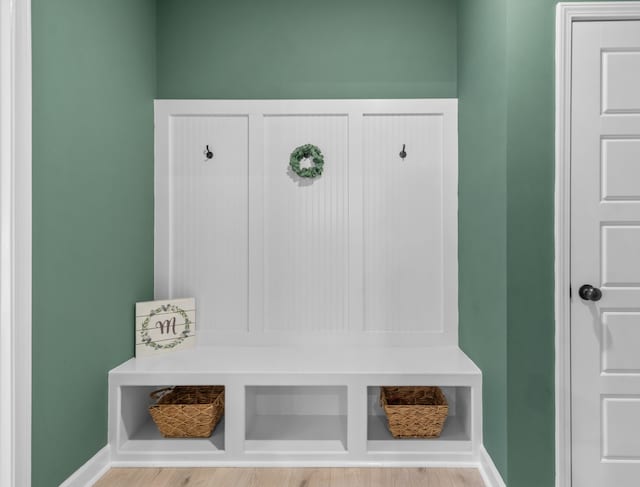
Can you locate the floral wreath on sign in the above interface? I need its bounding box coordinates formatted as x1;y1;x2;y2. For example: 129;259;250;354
289;144;324;178
140;304;192;350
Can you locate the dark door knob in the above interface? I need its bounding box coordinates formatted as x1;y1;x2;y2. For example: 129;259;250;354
579;284;602;302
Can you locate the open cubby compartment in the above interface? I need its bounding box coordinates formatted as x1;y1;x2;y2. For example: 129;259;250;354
245;385;348;453
117;385;225;454
367;386;472;453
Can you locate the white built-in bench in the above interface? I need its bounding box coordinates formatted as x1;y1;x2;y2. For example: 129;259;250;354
108;345;481;466
108;99;485;468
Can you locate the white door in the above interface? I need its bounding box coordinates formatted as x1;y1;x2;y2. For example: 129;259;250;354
571;20;640;487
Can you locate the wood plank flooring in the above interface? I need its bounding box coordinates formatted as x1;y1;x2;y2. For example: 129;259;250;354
94;467;485;487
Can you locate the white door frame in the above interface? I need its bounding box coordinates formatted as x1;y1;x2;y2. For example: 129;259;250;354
555;3;640;487
0;0;31;486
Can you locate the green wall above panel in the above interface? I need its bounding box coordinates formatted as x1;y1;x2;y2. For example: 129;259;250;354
156;0;458;99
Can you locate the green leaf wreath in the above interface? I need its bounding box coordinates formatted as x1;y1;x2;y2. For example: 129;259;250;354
140;304;192;350
289;144;324;178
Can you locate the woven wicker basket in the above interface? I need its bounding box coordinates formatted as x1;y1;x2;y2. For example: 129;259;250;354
380;386;448;438
148;386;225;438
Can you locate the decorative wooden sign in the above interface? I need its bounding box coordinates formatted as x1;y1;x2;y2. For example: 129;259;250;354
135;298;196;357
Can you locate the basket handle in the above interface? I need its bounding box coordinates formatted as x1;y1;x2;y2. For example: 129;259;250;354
150;387;174;401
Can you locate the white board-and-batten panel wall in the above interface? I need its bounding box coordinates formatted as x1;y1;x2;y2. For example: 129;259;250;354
264;115;349;333
154;100;458;347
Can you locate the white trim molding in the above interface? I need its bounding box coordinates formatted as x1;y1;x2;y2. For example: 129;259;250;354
555;4;640;487
478;446;506;487
59;446;111;487
0;0;32;486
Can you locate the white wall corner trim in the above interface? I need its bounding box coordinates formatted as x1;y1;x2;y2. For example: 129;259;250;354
478;446;506;487
59;446;111;487
0;0;32;487
555;4;640;487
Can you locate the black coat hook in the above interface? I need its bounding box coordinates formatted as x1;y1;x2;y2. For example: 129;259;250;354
205;145;214;159
399;144;407;159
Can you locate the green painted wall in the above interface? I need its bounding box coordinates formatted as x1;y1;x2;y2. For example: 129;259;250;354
156;0;458;99
457;0;508;479
505;3;556;485
31;1;156;485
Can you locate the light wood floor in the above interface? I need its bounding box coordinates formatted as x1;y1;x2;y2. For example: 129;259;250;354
94;467;485;487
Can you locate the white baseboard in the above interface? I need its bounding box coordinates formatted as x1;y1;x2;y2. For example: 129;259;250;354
59;446;110;487
478;445;507;487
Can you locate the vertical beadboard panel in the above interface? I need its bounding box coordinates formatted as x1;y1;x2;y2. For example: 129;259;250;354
363;114;444;332
169;115;249;332
248;113;265;334
263;115;349;332
347;113;364;332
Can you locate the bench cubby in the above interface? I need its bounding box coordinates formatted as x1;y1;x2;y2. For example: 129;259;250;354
245;386;348;453
114;385;225;460
366;386;472;453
